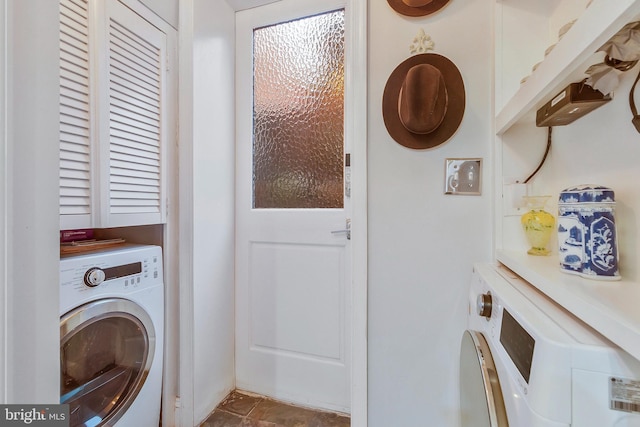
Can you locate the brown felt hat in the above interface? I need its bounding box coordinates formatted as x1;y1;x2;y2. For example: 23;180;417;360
387;0;451;17
383;53;465;149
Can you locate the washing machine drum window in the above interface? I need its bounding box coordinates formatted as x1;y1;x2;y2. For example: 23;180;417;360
60;298;156;427
460;330;509;427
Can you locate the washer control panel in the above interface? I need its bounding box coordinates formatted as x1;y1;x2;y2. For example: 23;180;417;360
60;245;163;301
82;261;145;288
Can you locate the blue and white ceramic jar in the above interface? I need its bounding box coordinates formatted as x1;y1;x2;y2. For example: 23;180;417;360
557;185;620;280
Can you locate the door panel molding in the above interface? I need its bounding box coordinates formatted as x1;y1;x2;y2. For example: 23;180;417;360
249;241;345;361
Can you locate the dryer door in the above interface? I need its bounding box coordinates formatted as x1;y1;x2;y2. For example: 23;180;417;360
60;298;155;427
460;330;509;427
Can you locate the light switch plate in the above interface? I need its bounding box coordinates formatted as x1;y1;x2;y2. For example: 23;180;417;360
444;158;482;195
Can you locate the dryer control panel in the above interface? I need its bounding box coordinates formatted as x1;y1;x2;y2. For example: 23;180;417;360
83;262;143;287
60;245;163;310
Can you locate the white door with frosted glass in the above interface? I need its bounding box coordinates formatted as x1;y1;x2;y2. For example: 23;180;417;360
236;1;351;413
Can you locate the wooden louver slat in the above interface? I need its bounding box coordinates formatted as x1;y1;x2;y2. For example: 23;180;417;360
108;17;162;215
59;0;91;217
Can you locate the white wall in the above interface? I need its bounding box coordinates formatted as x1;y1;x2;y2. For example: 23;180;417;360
0;0;7;403
4;0;60;403
192;0;237;421
180;0;237;424
367;1;493;426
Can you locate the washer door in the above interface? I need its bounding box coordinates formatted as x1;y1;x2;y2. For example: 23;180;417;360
60;298;155;427
460;330;509;427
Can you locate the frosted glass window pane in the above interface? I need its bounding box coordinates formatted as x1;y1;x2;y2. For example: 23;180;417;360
253;10;345;209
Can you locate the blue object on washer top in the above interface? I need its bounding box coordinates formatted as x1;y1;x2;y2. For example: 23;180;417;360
559;184;615;204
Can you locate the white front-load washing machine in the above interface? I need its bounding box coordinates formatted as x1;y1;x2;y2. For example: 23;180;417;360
60;245;164;427
460;263;640;427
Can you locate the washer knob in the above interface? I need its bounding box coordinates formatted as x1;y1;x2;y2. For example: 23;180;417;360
84;267;105;287
477;292;493;318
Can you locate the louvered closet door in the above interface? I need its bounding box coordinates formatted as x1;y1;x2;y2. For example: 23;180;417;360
60;0;93;229
60;0;169;230
102;0;167;227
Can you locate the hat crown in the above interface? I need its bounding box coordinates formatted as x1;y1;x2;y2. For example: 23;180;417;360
398;64;448;134
387;0;450;17
402;0;434;7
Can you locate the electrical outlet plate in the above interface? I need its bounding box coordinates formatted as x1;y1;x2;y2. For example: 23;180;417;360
503;178;528;216
444;158;482;195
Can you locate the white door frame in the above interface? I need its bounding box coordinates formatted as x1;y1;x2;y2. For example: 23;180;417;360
237;0;368;422
178;2;196;426
346;1;368;424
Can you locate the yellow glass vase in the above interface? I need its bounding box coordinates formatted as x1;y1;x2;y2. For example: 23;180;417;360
521;195;555;256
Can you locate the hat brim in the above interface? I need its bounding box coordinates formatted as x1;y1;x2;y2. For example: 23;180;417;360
382;53;465;150
387;0;450;17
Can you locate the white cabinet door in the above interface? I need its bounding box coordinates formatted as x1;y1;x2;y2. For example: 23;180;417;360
100;0;168;227
59;0;176;230
60;0;94;230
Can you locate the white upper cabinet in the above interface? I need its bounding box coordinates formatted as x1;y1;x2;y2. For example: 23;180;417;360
59;0;177;230
496;0;640;134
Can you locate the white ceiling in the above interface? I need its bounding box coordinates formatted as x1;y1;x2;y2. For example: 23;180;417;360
226;0;281;11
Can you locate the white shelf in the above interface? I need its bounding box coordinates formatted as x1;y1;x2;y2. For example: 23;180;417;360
496;249;640;361
494;0;640;361
496;0;640;134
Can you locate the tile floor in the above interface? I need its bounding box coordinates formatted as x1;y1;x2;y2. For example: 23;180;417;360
200;390;350;427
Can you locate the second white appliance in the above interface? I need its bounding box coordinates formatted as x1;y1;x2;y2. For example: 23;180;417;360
461;263;640;426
